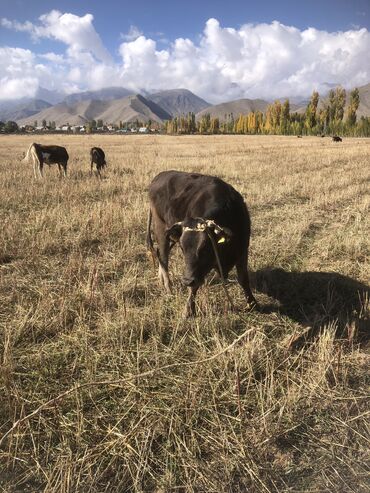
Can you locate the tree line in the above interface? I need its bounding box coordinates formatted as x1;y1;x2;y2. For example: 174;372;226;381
163;87;370;137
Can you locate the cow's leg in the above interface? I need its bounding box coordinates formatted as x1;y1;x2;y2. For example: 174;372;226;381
157;236;171;293
97;165;102;180
33;160;38;179
153;215;172;293
236;255;257;309
185;285;199;317
90;160;94;176
38;162;44;178
61;162;67;177
57;163;63;178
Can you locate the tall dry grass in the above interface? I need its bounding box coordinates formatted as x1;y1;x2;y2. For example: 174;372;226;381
0;134;369;492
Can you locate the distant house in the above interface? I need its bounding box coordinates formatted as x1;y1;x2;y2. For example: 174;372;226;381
61;125;70;131
138;127;149;133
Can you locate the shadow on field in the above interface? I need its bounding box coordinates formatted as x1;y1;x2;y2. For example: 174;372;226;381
255;268;370;348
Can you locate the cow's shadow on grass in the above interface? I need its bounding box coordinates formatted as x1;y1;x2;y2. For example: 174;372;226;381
254;268;370;348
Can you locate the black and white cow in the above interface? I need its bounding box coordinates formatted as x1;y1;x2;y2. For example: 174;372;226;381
147;170;257;316
23;143;69;178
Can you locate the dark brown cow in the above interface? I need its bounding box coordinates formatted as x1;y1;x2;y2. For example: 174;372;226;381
332;135;342;142
23;143;69;178
90;147;106;178
147;170;257;316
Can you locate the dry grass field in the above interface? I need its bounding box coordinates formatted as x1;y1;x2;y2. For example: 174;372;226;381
0;134;369;492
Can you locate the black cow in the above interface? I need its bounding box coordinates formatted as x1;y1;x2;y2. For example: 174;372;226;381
23;143;69;178
147;170;257;316
332;135;342;142
90;147;106;178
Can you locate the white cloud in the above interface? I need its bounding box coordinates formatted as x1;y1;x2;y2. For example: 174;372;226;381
1;13;370;102
39;52;65;63
0;47;38;100
0;76;39;100
1;10;112;63
116;18;370;102
121;25;143;41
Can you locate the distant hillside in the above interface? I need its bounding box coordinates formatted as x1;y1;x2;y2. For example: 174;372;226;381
149;89;210;117
196;98;269;120
64;87;134;105
17;94;171;126
11;82;370;126
0;99;52;122
36;87;65;105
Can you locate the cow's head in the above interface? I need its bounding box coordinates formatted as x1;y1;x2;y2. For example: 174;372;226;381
166;218;232;288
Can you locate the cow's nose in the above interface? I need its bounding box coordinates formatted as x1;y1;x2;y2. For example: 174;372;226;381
182;276;197;287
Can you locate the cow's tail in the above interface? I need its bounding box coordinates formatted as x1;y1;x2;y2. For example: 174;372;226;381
23;143;41;178
146;208;157;266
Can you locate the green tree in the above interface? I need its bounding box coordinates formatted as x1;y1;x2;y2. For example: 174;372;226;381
334;87;346;123
280;99;290;134
346;88;360;126
4;121;19;133
199;113;211;133
42;119;47;128
271;101;282;133
210;117;220;134
305;90;319;133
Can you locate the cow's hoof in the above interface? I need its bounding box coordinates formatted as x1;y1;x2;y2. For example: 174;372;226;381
182;307;196;319
246;298;259;311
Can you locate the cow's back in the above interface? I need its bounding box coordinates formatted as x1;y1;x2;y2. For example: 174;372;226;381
149;170;250;243
36;144;69;162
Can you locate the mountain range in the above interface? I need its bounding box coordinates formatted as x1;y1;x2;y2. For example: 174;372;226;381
2;83;370;126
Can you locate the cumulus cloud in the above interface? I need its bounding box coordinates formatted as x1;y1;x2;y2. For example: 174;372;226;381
116;19;370;102
1;13;370;102
0;47;38;100
1;10;112;63
0;76;39;100
121;25;144;41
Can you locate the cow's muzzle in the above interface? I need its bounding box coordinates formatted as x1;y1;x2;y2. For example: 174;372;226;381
182;276;201;288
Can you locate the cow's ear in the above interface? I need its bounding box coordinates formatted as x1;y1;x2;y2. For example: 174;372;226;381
166;223;183;242
214;226;232;244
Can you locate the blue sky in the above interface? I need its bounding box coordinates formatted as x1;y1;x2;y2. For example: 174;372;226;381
2;0;369;56
1;0;369;101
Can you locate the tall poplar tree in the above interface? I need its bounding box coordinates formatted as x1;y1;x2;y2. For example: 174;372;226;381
346;88;360;126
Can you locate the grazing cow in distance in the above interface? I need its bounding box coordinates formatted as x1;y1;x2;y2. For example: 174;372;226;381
90;147;106;178
297;135;303;138
147;170;257;317
332;136;342;142
22;143;69;178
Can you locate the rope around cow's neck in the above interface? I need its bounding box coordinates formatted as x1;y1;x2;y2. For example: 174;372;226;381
205;228;235;312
